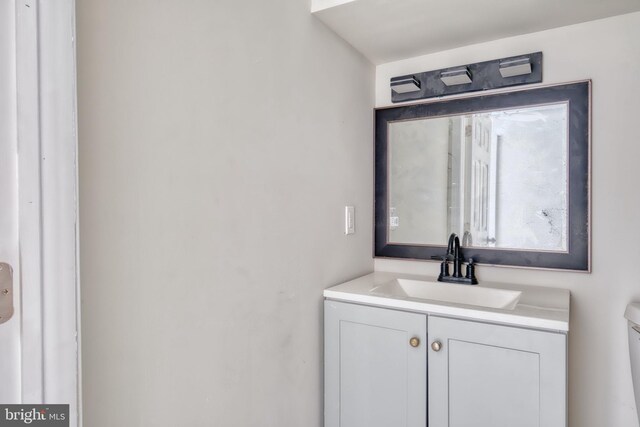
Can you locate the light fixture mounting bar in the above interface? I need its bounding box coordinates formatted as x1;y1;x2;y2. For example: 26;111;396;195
390;52;542;103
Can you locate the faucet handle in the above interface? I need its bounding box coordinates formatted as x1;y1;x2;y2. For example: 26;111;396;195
433;255;451;279
465;258;479;284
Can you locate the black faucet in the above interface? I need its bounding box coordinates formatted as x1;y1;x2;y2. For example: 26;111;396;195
447;233;463;278
433;233;479;285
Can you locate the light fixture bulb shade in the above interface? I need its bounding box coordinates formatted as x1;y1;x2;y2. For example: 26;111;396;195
440;68;472;86
391;76;421;94
499;57;532;78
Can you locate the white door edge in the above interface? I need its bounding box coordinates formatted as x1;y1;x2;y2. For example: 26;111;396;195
15;1;81;425
16;0;45;404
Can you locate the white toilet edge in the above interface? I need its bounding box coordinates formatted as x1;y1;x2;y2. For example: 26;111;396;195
625;302;640;326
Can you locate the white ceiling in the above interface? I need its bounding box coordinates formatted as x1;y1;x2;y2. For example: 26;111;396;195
312;0;640;64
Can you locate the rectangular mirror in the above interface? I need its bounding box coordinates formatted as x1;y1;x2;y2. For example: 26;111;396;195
375;81;590;270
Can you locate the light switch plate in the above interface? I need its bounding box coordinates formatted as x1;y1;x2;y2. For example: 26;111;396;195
345;206;355;235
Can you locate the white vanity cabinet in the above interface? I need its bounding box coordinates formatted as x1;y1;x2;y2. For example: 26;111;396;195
324;300;427;427
324;300;567;427
428;315;567;427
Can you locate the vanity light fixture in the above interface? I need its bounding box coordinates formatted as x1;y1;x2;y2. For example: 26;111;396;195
499;57;533;78
390;76;421;94
440;67;472;86
389;52;542;103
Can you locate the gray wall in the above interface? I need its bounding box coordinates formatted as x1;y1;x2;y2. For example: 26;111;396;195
77;1;374;425
376;12;640;427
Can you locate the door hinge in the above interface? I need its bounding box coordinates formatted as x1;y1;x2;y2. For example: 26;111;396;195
0;263;14;324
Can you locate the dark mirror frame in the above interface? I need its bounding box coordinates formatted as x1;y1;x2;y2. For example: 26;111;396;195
375;81;591;271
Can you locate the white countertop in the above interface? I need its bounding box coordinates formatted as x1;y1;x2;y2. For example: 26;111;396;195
324;272;570;332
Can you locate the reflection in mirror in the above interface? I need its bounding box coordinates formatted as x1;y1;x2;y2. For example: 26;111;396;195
388;103;568;251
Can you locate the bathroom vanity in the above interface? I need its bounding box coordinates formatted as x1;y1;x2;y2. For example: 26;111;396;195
324;272;569;427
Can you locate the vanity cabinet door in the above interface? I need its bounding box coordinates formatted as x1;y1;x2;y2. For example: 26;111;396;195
428;316;567;427
325;301;427;427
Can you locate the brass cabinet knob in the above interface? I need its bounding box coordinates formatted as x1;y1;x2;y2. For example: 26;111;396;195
431;341;442;352
409;337;420;348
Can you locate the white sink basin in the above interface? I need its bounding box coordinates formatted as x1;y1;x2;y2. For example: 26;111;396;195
372;278;522;310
